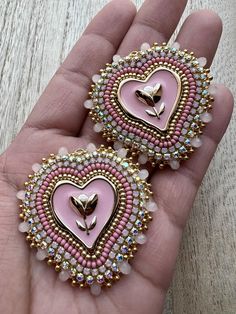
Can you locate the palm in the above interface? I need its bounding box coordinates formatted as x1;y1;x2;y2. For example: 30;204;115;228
0;1;233;313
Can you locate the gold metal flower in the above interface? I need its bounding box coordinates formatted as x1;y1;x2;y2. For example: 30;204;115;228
70;194;98;235
135;83;165;119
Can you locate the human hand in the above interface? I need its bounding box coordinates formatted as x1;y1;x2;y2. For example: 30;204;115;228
0;0;233;313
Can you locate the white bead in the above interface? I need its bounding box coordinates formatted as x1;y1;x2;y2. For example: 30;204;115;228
58;270;70;282
171;42;180;50
140;42;150;51
117;148;127;158
58;147;68;156
90;284;102;296
138;169;149;180
135;234;147;245
113;141;123;150
92;74;101;83
169;159;180;170
93;123;103;133
143;86;153;93
191;137;202;148
113;55;122;63
18;221;29;233
208;84;217;96
32;163;41;173
200;112;212;123
119;261;131;275
84;99;93;109
16;190;25;200
86;143;96;152
79;194;88;202
197;57;207;67
146;200;158;212
138;154;148;165
36;249;47;261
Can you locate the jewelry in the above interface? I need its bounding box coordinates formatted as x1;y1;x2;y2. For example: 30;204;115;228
86;43;215;169
17;145;156;295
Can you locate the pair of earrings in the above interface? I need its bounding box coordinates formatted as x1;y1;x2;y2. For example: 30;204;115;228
18;43;214;295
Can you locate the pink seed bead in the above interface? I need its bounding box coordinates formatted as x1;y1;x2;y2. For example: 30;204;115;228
102;252;108;258
67;246;73;253
107;240;113;246
117;224;123;231
97;259;102;267
71;249;77;256
74;252;79;259
113;232;119;239
100;256;105;263
87;260;92;268
57;237;62;244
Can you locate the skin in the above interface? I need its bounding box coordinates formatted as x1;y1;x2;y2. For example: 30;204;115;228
0;0;234;313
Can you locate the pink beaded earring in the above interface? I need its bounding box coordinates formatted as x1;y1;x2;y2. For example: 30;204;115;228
86;43;214;169
18;145;156;295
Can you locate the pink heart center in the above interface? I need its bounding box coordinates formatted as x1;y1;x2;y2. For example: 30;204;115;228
51;177;117;249
118;68;181;131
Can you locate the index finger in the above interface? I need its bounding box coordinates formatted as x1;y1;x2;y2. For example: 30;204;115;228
23;0;136;136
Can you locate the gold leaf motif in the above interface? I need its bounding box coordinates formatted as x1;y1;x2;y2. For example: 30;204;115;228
152;83;161;95
70;196;85;217
145;109;156;117
76;220;86;231
71;194;98;235
85;194;98;216
135;90;155;107
152;84;162;103
89;216;97;231
158;102;165;116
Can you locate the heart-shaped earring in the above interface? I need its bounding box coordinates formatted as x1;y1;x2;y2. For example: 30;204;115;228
85;43;215;169
17;145;156;295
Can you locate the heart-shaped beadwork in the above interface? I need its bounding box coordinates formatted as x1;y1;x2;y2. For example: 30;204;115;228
52;178;117;250
89;43;214;168
118;68;181;132
18;147;152;291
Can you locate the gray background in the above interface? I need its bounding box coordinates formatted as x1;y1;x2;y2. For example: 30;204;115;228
0;1;235;313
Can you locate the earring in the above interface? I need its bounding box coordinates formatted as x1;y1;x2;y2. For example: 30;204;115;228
18;145;156;295
85;43;214;169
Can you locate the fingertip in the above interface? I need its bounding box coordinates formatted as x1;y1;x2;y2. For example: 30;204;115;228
108;0;137;19
176;9;223;67
188;9;223;36
214;84;234;116
205;84;234;143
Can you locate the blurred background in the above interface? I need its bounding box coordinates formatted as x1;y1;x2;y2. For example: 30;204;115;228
0;1;235;313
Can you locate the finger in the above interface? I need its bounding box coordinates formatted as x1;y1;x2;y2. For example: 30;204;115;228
176;10;223;66
23;0;136;135
118;0;188;56
81;0;187;140
135;85;234;289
